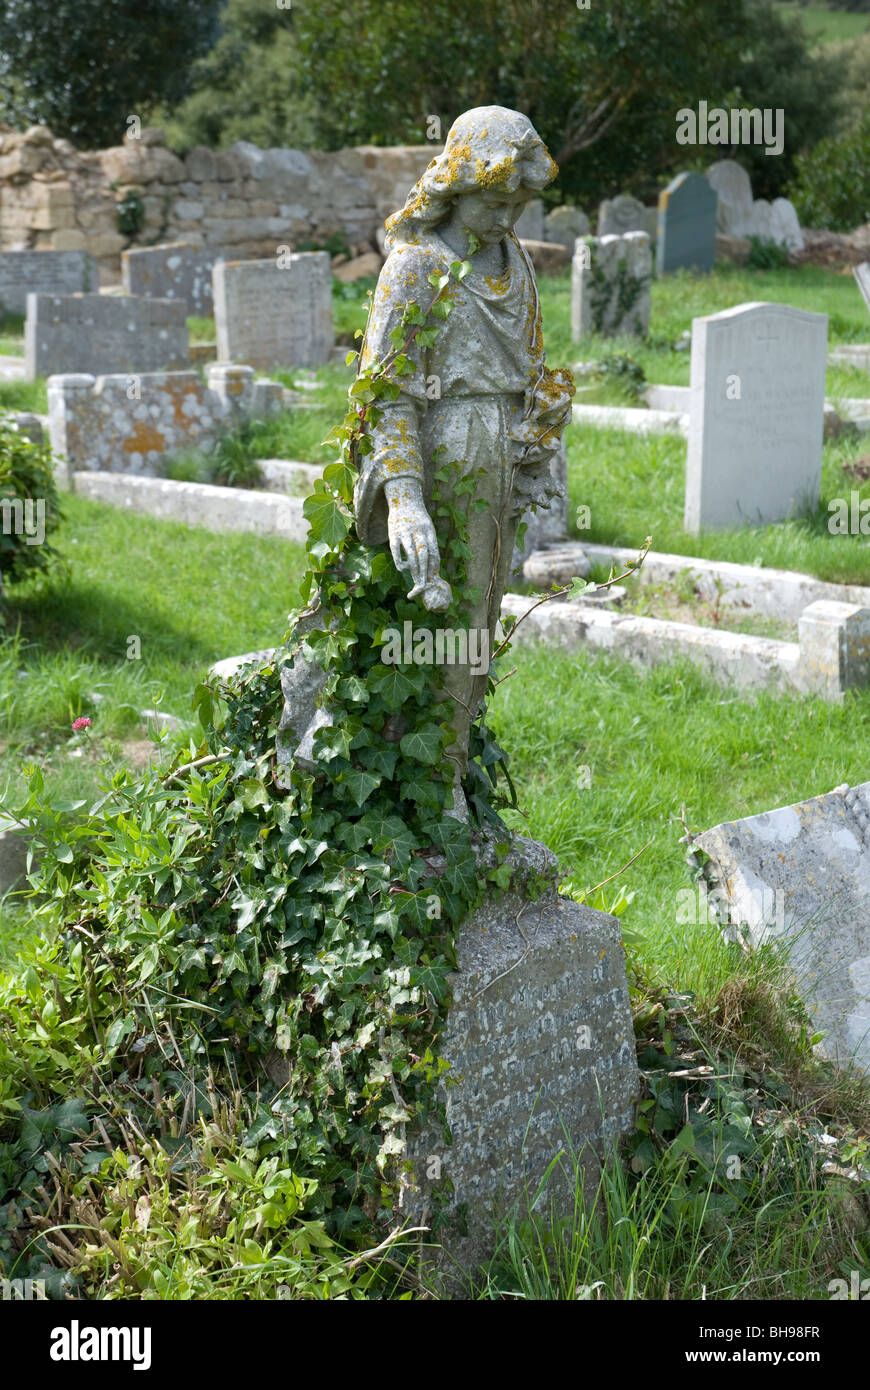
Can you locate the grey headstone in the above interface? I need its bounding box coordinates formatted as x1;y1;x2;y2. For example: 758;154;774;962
513;199;545;242
544;205;590;248
405;835;638;1291
598;194;651;239
0;250;96;317
25;293;188;380
706;160;754;236
0;815;32;895
656;171;718;275
696;782;870;1072
122;241;225;316
213;254;334;371
854;263;870;318
685;302;827;532
571;231;652;340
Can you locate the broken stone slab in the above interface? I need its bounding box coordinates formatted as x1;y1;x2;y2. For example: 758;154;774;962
829;345;870;373
399;832;638;1293
209;649;274;682
571;403;689;436
523;543;870;626
695;783;870;1072
71;472;308;542
255;458;325;496
501;591;802;695
798;600;870;699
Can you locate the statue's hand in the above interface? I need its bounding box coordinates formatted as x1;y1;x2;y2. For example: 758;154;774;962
384;477;450;608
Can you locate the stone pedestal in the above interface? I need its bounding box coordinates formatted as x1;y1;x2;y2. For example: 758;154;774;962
404;836;639;1294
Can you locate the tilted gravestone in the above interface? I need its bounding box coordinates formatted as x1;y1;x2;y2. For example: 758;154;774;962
403;836;638;1291
685;301;827;532
122;241;225;317
25;293;188;380
696;782;870;1073
213;253;334;370
571;231;652;340
0;249;96;316
854;263;870;318
656;171;718;275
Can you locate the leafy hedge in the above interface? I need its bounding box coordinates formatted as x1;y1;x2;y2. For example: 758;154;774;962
789;109;870;233
0;420;62;585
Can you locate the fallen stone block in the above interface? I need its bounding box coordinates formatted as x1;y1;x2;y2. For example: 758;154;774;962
696;783;870;1072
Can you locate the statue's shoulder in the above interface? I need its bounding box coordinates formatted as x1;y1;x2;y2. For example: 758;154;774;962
378;234;451;302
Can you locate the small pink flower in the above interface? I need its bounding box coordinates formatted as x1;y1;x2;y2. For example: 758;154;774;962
72;716;91;731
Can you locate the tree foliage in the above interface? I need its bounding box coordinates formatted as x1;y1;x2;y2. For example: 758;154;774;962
0;0;221;148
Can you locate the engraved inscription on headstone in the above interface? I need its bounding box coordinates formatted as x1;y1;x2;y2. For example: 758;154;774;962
685;301;828;532
405;845;639;1288
212;253;334;371
25;293;189;380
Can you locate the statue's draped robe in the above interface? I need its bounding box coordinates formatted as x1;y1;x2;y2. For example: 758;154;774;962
354;229;561;775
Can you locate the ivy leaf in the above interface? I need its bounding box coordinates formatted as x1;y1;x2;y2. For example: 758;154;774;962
303;485;352;549
368;664;419;708
338;769;382;807
399;724;444;765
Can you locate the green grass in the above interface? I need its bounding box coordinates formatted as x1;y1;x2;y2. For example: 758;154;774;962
0;495;308;812
776;2;870;47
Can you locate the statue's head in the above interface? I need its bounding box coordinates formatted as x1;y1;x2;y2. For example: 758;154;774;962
385;106;557;250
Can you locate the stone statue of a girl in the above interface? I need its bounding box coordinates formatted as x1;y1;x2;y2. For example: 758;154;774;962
279;107;573;809
353;106;574;786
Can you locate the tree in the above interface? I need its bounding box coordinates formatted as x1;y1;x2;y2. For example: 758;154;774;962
288;0;835;204
0;0;222;148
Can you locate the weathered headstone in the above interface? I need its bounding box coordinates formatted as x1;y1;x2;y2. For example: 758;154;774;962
656;171;718;275
48;363;281;474
212;253;334;370
685;302;828;532
598;194;656;241
544;204;590;248
122;241;225;316
513;199;545;242
696;782;870;1072
25;293;188;380
706;160;754;236
0;250;96;316
571;231;652;340
402;836;639;1290
854;263;870;317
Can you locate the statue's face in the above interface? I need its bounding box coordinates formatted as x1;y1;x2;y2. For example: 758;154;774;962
452;188;530;247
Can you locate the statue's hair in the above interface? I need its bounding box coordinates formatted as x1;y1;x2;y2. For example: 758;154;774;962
385;106;558;250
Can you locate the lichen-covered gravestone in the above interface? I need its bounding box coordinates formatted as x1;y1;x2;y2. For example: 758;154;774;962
696;782;870;1072
571;231;651;340
404;838;638;1291
685;301;827;532
656;171;718;275
212;252;334;370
